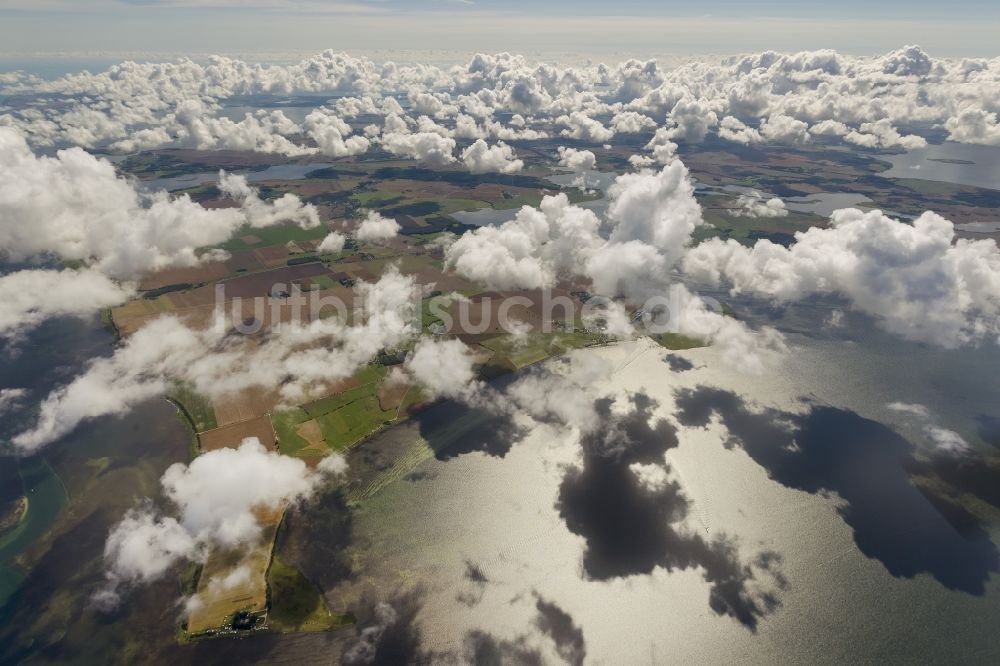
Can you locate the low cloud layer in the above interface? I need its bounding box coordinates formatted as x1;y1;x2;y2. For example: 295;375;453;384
354;211;401;243
97;437;346;608
0;268;134;340
443;160;785;372
684;208;1000;347
0;128;318;280
11;268;421;451
7;46;996;165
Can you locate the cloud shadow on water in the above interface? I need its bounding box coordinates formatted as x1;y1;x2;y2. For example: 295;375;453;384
673;386;1000;595
663;353;695;372
556;393;785;631
414;392;529;461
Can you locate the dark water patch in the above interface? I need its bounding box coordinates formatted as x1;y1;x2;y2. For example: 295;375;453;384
533;595;586;666
905;451;1000;511
976;415;1000;449
673;386;1000;595
341;590;434;666
411;381;529;460
403;469;435;483
464;560;489;585
0;456;67;605
464;630;544;666
457;560;491;607
663;353;694;372
557;393;783;630
0;398;193;663
916;488;988;535
277;488;354;593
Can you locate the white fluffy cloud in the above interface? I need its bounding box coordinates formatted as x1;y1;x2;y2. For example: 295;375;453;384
717;116;762;145
460;139;524;174
403;337;480;400
445;193;603;290
0;268;135;340
444;159;783;370
610;111;656;134
558;111;614;143
503;350;614;432
318;231;347;253
445;161;705;297
381;131;456;165
557;146;597;172
354;211;401;242
759;114;811;144
97;438;346;607
729;191;789;218
606;161;703;269
0;128;319;280
303;107;371;157
218;171;320;230
0;388;27;417
13;268;421;451
664;97;718;142
6;45;1000;157
945;108;1000;146
887;402;971;455
684;208;1000;347
643;128;679;164
170;101;313;156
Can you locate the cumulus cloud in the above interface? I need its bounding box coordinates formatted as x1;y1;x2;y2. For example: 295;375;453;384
445;193;603;290
6;45;1000;157
381;131;456;165
664;97;718;142
218;171;320;229
318;231;347;253
12;268;421;451
169;101;313;156
303;107;371;157
96;437;346;607
643;128;679;164
925;427;971;455
354;211;401;243
461;139;524;174
403;337;481;400
887;401;931;418
0;268;134;341
610;111;656;134
581;298;636;338
0;388;27;417
887;401;971;455
945;108;1000;146
0;128;319;280
759;114;811;144
729;191;789;218
557;146;597;172
504;351;615;432
717;116;762;145
558;111;614;143
606;161;703;269
684;208;1000;347
445;159;782;371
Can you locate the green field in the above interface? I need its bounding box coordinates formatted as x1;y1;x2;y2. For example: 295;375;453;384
652;332;707;350
266;556;353;632
480;331;606;369
271;408;313;455
214;221;333;252
274;365;398;455
166;383;217;433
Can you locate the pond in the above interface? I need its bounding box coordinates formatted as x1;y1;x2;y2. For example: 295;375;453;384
881;142;1000;191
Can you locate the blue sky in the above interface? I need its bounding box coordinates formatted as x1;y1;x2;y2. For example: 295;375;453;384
0;1;997;59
